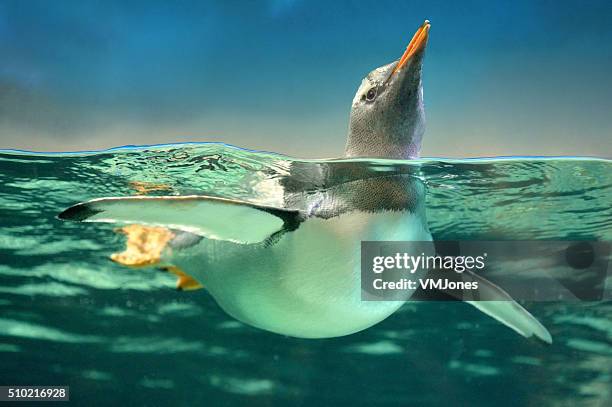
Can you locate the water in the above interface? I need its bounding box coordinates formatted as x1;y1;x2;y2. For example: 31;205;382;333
0;143;610;406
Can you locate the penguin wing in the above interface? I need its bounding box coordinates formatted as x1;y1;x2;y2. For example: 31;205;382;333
413;269;552;344
463;270;552;344
58;195;302;244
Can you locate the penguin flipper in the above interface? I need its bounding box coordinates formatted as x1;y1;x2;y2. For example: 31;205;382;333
414;269;552;344
58;195;301;244
463;271;552;344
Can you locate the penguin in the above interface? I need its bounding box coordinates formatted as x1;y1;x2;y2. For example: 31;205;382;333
58;20;552;343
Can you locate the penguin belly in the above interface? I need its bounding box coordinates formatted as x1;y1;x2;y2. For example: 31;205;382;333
172;210;432;338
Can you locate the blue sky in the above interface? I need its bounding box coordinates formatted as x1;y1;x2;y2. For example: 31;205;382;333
1;0;611;157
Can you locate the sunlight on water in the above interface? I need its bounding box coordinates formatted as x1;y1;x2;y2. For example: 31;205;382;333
0;143;610;405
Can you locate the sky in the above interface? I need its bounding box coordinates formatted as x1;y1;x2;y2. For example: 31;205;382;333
0;0;611;158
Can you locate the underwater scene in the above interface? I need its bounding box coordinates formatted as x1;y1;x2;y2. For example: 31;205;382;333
0;143;610;406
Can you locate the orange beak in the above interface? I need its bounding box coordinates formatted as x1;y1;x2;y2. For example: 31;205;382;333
391;20;430;76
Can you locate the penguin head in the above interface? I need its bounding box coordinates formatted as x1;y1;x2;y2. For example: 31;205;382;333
345;20;430;159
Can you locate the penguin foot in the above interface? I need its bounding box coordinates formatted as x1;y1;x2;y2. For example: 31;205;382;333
159;266;203;291
129;181;172;195
111;225;175;267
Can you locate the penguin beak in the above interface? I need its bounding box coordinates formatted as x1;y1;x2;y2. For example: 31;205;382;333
391;20;430;76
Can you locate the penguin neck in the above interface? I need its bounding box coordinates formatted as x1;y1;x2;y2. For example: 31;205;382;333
344;85;425;160
344;136;423;160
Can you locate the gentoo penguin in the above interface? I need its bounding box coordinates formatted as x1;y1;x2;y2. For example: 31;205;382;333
58;20;552;343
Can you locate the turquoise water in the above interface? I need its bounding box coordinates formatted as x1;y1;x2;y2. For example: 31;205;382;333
0;143;611;406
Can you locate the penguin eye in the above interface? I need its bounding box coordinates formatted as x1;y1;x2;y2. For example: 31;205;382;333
365;87;377;101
